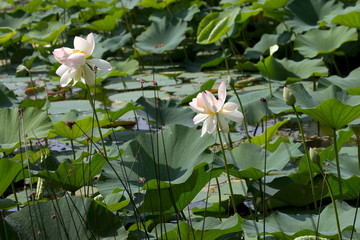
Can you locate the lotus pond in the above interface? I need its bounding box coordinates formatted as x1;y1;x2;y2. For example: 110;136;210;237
2;0;360;239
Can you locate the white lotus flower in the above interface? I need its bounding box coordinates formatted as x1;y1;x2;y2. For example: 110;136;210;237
189;81;244;137
53;33;112;87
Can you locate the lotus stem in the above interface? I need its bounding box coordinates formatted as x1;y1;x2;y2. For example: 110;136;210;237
332;128;343;200
215;177;222;221
330;53;342;77
261;59;273;98
350;135;360;240
86;84;107;160
292;105;317;209
216;122;237;214
229;85;251;143
317;162;342;240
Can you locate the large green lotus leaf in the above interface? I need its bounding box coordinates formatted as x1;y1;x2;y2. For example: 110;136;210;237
87;14;117;31
229;89;272;125
136;97;195;127
252;0;288;10
149;5;199;22
22;21;66;43
97;33;131;55
235;6;262;24
0;83;18;108
319;66;360;95
138;0;177;9
97;125;216;213
257;56;328;82
0;27;16;44
135;16;187;54
300;98;360;129
243;201;360;239
0;198;17;210
197;14;230;45
98;102;143;126
37;153;106;192
115;0;141;9
0;159;23;196
284;0;341;33
0;107;52;154
154;214;242;239
5;196;122;239
224;142;302;179
244;32;290;59
49;117;95;140
324;3;360;28
0;10;30;30
294;26;357;58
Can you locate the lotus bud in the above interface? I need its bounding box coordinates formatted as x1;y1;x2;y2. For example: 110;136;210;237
350;124;360;137
269;44;279;56
309;148;320;165
283;87;296;106
228;75;234;88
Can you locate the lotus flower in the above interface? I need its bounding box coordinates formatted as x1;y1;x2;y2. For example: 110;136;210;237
189;81;244;137
53;33;112;87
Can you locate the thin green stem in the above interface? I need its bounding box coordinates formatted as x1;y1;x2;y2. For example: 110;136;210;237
86;85;107;159
350;137;360;240
216;122;237;214
330;54;342;77
230;85;251;143
215;177;222;221
318;163;342;240
11;182;20;211
333;128;343;200
292;106;317;209
219;40;231;76
70;139;76;161
262;61;273;97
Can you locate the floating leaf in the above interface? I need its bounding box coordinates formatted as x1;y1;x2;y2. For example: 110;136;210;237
0;83;18;108
294;26;357;58
180;79;216;105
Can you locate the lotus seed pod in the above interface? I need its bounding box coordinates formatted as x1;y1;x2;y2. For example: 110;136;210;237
283;87;296;106
309;148;320;165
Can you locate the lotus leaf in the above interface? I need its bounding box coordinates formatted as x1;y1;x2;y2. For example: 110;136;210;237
5;196;122;239
22;21;66;43
136;97;195;127
0;83;18;108
243;200;360;239
0;27;16;44
284;0;341;33
257;56;328;82
37;153;106;192
223;142;302;179
0;107;52;154
136;16;187;54
294;26;357;58
0;159;23;196
154;214;242;239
